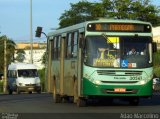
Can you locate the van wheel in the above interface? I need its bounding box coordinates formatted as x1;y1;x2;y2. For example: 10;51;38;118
16;87;20;94
8;87;13;95
29;91;32;94
37;90;41;94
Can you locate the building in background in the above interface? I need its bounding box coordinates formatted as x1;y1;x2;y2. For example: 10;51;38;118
15;42;46;69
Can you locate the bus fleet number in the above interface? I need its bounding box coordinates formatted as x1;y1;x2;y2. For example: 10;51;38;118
130;76;142;80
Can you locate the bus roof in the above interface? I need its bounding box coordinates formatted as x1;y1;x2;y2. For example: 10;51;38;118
8;63;37;70
48;18;151;38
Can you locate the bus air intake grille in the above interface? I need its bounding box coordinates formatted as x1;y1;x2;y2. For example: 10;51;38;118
102;89;138;94
97;70;142;76
101;81;138;84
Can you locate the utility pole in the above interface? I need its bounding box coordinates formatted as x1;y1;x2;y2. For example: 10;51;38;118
30;0;33;64
3;37;7;93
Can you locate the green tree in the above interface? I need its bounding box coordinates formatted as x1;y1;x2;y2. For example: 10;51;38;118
41;51;46;65
59;1;106;28
153;50;160;77
15;49;26;62
59;0;160;28
0;35;16;73
38;68;46;92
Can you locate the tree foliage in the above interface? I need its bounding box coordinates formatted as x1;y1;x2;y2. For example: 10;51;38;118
15;49;26;62
0;35;16;73
59;0;160;28
41;51;46;65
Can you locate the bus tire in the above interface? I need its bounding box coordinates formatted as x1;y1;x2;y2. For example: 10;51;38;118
129;97;139;106
53;78;61;103
73;78;78;103
77;98;87;107
53;94;61;103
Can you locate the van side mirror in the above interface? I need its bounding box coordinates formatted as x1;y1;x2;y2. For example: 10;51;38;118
153;42;157;53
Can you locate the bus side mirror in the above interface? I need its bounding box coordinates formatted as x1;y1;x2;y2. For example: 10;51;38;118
153;42;157;53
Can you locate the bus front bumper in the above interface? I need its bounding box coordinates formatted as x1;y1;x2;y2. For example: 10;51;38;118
83;78;152;97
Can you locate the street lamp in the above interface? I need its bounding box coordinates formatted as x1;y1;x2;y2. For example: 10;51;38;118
3;38;7;93
30;0;33;64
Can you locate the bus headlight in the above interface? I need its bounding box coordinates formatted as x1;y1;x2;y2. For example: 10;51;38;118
93;80;101;85
140;80;146;85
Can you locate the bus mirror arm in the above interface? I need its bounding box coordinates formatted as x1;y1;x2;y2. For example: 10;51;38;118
79;37;85;49
149;43;152;63
84;55;87;62
79;38;83;48
152;42;157;53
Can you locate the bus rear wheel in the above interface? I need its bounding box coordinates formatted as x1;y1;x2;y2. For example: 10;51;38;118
53;94;61;103
77;98;87;107
53;79;61;103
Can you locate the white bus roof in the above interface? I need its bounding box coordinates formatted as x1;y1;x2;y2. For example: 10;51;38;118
8;63;37;70
47;18;151;38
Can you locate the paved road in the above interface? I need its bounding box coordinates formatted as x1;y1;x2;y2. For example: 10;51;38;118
0;92;160;119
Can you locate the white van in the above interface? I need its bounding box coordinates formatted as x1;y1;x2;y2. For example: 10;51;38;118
7;63;41;94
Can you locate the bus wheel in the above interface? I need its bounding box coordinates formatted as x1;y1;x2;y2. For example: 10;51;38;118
129;97;139;106
53;79;61;103
73;79;78;103
53;94;61;103
77;98;87;107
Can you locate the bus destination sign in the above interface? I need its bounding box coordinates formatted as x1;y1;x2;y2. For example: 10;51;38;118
87;23;151;32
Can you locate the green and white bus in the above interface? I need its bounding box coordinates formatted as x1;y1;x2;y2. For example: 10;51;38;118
46;19;156;106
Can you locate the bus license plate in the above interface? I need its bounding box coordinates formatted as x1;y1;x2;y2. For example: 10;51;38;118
114;88;126;92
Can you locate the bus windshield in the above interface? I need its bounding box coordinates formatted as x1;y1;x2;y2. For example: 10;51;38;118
85;35;152;68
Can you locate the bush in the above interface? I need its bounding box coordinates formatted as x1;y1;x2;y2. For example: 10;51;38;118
153;50;160;77
38;68;46;92
0;81;3;93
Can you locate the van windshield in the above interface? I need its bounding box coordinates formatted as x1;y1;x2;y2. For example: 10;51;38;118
18;69;38;77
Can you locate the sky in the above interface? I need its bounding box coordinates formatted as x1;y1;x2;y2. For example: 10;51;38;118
0;0;160;43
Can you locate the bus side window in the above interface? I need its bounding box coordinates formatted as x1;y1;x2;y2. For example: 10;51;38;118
65;36;68;58
58;36;61;59
67;33;72;58
54;37;57;59
72;32;78;58
51;38;54;60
